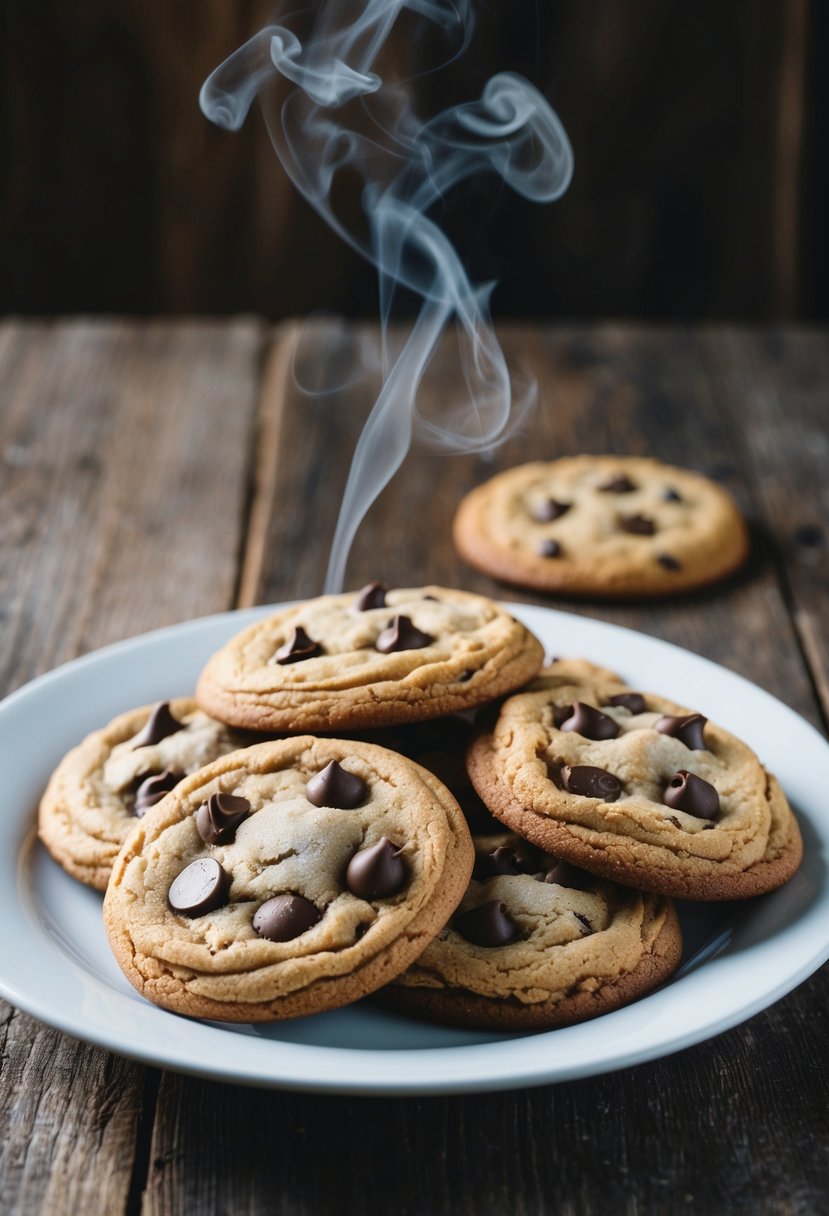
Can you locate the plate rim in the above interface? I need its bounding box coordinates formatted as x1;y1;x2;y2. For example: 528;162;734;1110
2;600;828;1095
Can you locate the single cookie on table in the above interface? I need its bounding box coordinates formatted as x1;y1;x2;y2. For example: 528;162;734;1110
103;736;474;1022
38;700;253;891
467;680;802;901
196;584;545;734
453;455;749;597
384;833;681;1031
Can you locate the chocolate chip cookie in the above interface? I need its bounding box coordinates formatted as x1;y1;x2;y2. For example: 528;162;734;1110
38;700;252;891
453;456;749;597
385;833;682;1030
103;736;474;1021
196;585;545;733
467;680;802;900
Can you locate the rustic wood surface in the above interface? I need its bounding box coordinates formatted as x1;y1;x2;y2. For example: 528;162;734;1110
2;1;826;322
0;318;827;1215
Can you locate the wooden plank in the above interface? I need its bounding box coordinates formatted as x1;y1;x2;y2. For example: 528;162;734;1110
241;320;823;723
141;969;828;1216
699;328;829;727
0;318;264;1214
145;320;827;1216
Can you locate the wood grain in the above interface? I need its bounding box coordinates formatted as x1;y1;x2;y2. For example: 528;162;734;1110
140;318;828;1216
0;2;822;322
0;318;264;1214
1;319;827;1215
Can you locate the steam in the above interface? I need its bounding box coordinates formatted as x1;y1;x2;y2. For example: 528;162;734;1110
201;1;573;592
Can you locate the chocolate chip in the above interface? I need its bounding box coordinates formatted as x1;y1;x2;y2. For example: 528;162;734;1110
599;474;636;493
541;859;593;888
531;498;572;522
131;702;185;749
474;842;541;881
537;538;563;558
455;900;520;947
168;858;230;917
458;669;475;682
474;845;521;880
305;760;367;809
664;487;683;502
561;764;622;802
574;912;593;934
134;768;182;817
195;792;252;844
657;553;681;570
375;615;433;654
619;513;656;536
354;581;387;610
274;626;324;664
663;770;719;819
560;702;620;740
253;893;321;941
552;704;572;728
656;713;707;750
605;692;647;715
346;837;408;899
795;524;824;548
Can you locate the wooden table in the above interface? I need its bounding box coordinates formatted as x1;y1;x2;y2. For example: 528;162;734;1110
1;318;827;1214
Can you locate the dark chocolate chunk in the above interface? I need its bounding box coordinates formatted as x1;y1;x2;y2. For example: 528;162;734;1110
354;581;387;610
552;704;572;728
537;538;563;558
474;842;541;881
619;513;656;536
599;474;636;493
657;553;682;571
274;626;324;664
305;760;367;809
195;792;252;844
134;768;182;817
656;712;707;750
560;702;620;741
541;859;594;889
168;857;230;917
475;845;521;878
253;893;321;941
663;487;683;502
455;900;521;947
346;837;408;899
606;692;647;715
574;912;594;934
663;770;720;819
131;702;185;749
375;615;433;654
531;498;572;522
795;524;824;548
561;764;622;802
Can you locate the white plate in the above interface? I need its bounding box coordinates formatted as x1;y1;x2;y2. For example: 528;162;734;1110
1;604;827;1095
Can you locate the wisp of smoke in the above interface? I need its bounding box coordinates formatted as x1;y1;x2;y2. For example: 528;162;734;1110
201;1;573;592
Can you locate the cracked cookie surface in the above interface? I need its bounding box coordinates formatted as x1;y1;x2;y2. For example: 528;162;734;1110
385;832;681;1030
467;677;802;900
453;456;749;597
196;585;544;732
38;699;251;891
103;736;474;1021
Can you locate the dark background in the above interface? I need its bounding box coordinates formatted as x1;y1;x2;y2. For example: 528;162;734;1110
1;0;826;322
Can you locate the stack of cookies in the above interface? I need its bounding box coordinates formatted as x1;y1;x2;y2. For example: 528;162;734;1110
38;581;802;1031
